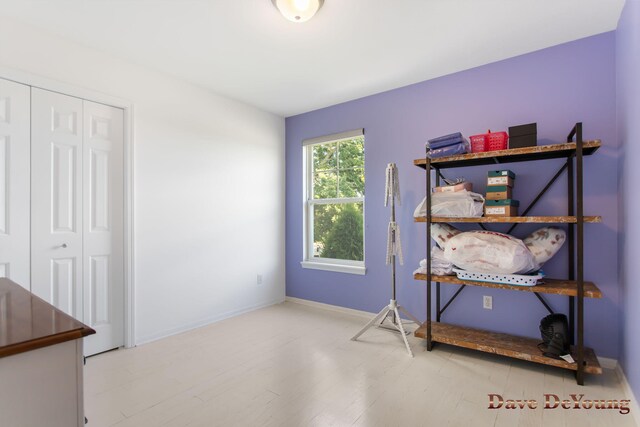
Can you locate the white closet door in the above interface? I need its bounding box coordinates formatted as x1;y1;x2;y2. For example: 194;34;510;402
82;100;124;356
31;88;84;318
0;79;30;288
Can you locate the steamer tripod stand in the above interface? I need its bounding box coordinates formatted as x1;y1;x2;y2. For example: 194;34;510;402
351;163;421;357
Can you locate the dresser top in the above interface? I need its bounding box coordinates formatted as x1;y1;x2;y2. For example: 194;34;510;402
0;278;95;358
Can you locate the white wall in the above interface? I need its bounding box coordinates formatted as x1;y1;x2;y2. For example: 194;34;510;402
0;16;286;344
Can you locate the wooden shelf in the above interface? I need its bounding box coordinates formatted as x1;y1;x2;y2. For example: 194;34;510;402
414;215;602;224
414;322;602;374
413;126;602;384
414;141;601;169
413;274;602;298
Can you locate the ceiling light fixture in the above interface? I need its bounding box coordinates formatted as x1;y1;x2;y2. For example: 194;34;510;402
271;0;324;23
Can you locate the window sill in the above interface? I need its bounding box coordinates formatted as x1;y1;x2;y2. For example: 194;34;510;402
300;261;366;275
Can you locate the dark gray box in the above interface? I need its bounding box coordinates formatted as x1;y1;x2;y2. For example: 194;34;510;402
508;123;537;148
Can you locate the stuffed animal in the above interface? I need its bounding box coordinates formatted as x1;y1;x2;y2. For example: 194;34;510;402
432;223;566;274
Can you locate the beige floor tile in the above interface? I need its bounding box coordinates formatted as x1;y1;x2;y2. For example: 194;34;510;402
84;301;634;427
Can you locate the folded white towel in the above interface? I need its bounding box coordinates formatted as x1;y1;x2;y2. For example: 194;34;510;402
413;247;454;276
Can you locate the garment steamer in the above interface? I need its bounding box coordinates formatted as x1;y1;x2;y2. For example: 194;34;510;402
351;163;421;357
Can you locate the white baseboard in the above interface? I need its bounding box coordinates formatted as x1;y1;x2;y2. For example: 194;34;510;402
616;364;640;426
136;296;285;345
285;296;375;319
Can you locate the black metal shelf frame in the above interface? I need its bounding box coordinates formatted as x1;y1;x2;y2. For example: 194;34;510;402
423;123;589;385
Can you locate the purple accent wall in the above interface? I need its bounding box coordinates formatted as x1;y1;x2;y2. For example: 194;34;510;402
617;0;640;399
286;33;619;358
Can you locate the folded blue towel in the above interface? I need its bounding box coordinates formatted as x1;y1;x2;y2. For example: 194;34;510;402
428;132;463;144
428;141;469;158
427;132;465;149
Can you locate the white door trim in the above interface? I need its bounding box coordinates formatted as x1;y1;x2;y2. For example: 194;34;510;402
0;65;136;349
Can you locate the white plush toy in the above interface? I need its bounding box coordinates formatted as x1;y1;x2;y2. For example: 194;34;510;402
431;223;566;274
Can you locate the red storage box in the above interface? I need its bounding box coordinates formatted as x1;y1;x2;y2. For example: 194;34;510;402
487;130;509;151
470;134;486;152
470;130;509;152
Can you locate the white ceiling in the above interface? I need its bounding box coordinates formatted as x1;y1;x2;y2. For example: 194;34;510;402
0;0;624;117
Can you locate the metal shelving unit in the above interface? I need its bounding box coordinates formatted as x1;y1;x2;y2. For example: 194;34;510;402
415;123;602;385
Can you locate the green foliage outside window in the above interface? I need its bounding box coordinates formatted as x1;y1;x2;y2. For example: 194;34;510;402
311;137;364;261
320;204;363;261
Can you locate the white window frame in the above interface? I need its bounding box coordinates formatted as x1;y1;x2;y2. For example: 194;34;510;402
301;129;366;275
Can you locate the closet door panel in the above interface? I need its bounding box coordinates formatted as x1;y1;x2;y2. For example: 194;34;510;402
0;79;30;288
31;88;84;318
83;101;124;355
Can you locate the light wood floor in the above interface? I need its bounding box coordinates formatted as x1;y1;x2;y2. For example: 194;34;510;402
85;301;636;427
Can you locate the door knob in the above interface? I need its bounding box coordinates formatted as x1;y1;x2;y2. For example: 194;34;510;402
58;243;68;249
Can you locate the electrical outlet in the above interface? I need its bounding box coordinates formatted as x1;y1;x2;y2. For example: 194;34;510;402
483;295;493;310
257;274;263;285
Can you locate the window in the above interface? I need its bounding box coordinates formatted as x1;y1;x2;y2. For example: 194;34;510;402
301;129;365;275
